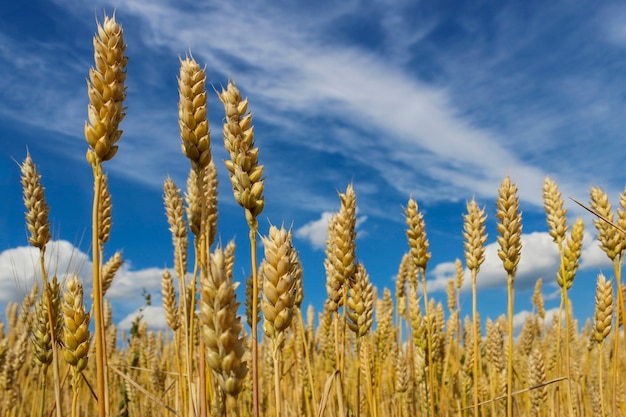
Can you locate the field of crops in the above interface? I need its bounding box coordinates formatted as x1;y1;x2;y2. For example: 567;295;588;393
4;12;625;417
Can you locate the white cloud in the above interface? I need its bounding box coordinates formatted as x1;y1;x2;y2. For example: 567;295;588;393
118;305;168;332
0;241;166;329
579;229;614;270
512;307;561;337
0;240;89;303
428;230;610;293
106;264;164;301
295;210;369;250
295;211;333;250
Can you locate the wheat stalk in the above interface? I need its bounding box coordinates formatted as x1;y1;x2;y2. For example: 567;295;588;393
84;12;127;417
62;275;91;417
218;79;264;417
260;225;298;417
589;186;625;417
405;196;435;416
20;154;64;417
200;247;248;399
593;273;613;417
464;197;487;416
347;263;373;417
496;176;522;417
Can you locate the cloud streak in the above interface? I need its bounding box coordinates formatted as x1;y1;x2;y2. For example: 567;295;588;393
5;0;622;220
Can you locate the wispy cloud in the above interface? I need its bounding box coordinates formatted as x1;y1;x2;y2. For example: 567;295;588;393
8;0;620;218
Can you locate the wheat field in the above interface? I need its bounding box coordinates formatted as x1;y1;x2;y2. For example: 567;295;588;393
4;12;626;417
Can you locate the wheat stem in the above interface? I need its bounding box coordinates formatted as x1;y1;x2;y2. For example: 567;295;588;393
250;228;260;417
91;165;107;417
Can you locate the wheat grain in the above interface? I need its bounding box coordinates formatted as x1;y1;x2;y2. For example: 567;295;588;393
62;275;91;395
204;162;219;247
590;187;623;260
101;250;123;296
543;176;568;245
396;254;409;318
557;218;584;289
593;274;613;344
218;80;264;228
20;154;51;250
325;184;357;312
261;225;297;347
99;174;112;244
178;55;211;171
496;175;522;417
163;177;188;280
496;176;523;277
84;14;127;165
32;296;53;369
160;269;179;332
529;347;547;417
347;263;374;339
464;198;487;272
200;247;248;397
533;279;545;320
405;197;431;270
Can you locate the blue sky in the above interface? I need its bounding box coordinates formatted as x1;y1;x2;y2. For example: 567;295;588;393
1;0;625;334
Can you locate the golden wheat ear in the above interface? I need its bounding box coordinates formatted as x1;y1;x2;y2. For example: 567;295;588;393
200;247;248;398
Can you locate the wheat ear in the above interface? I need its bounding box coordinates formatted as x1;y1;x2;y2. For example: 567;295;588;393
200;247;248;398
261;225;298;417
347;263;374;417
162;174;189;410
543;176;576;413
463;197;487;416
178;52;214;416
496;176;522;417
218;79;264;417
405;196;435;417
84;12;127;417
20;154;64;417
593;273;613;417
590;186;625;417
528;348;547;417
62;275;91;417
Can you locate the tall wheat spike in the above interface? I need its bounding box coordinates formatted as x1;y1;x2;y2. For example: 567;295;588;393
20;154;64;417
178;52;214;416
405;196;435;417
496;176;522;417
62;275;91;417
218;80;264;417
200;247;248;400
592;273;613;417
463;197;487;416
589;186;625;417
347;263;374;417
84;12;127;417
261;225;298;417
